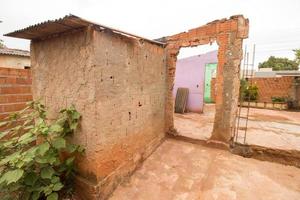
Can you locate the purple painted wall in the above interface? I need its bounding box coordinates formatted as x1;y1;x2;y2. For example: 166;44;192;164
173;50;218;112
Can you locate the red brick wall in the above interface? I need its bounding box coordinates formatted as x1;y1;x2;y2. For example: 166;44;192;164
211;76;294;103
165;15;248;142
211;78;216;103
251;77;294;103
0;67;32;121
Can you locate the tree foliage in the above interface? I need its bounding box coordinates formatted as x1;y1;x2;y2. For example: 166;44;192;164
294;49;300;65
0;39;5;48
258;56;299;71
0;101;84;200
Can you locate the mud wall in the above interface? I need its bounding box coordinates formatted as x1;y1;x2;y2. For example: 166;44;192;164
30;27;166;200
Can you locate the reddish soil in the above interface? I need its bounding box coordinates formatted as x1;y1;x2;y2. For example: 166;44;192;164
175;105;300;151
110;139;300;200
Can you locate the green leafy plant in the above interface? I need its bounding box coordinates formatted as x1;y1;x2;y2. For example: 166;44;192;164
0;101;84;200
271;96;286;103
240;79;259;101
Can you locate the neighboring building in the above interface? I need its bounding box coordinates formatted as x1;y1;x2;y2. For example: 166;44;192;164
0;47;30;69
255;68;300;78
173;50;218;112
240;69;256;78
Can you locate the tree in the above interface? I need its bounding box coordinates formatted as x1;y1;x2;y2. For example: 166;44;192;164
259;56;299;71
0;39;5;48
294;49;300;65
0;21;4;48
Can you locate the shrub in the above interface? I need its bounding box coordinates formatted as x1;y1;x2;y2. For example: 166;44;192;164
240;79;259;101
0;101;84;200
271;96;286;103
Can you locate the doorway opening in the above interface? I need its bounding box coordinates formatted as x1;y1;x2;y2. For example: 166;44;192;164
173;42;219;141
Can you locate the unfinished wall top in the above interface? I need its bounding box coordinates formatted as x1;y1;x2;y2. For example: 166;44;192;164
164;15;249;142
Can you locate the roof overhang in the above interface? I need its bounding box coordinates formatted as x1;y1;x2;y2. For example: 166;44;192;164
5;14;165;46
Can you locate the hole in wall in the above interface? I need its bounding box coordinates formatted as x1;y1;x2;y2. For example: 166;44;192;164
173;42;219;141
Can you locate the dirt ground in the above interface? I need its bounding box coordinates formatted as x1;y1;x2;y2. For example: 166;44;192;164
174;104;300;151
110;139;300;200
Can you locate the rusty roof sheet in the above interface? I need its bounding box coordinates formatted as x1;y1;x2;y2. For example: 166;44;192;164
5;14;165;46
0;48;30;57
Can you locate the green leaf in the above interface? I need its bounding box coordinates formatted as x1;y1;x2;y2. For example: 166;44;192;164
37;142;50;156
46;192;58;200
0;150;22;166
50;124;63;133
0;169;24;185
43;185;53;196
22;146;38;163
52;137;66;149
35;156;48;164
66;143;77;153
24;172;38;186
52;182;63;191
51;176;60;184
18;132;36;145
41;167;55;179
71;111;81;120
65;157;75;167
32;191;41;200
70;122;78;130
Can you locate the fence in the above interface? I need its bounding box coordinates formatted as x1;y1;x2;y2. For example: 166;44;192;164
0;67;32;121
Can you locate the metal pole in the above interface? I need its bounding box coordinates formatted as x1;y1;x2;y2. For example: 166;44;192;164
243;44;256;144
235;45;247;142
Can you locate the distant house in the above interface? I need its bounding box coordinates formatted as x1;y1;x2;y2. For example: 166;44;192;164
0;47;30;69
173;50;218;113
255;68;300;77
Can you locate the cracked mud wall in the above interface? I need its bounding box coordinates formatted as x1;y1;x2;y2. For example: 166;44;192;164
31;27;166;200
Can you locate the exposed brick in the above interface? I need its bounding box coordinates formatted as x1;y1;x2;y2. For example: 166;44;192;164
165;15;249;143
251;77;294;103
0;67;32;119
211;77;294;103
0;103;27;113
0;86;32;94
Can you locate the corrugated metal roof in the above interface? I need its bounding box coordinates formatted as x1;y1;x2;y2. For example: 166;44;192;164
0;48;30;57
5;14;165;46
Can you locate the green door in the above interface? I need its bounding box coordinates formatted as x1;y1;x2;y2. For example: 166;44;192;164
204;63;217;103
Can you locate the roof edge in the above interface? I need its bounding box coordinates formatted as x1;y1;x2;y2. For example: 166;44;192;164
5;14;166;46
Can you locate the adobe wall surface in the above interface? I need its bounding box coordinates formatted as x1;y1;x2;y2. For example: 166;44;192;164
0;67;32;122
30;27;166;200
0;55;30;69
164;15;249;142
